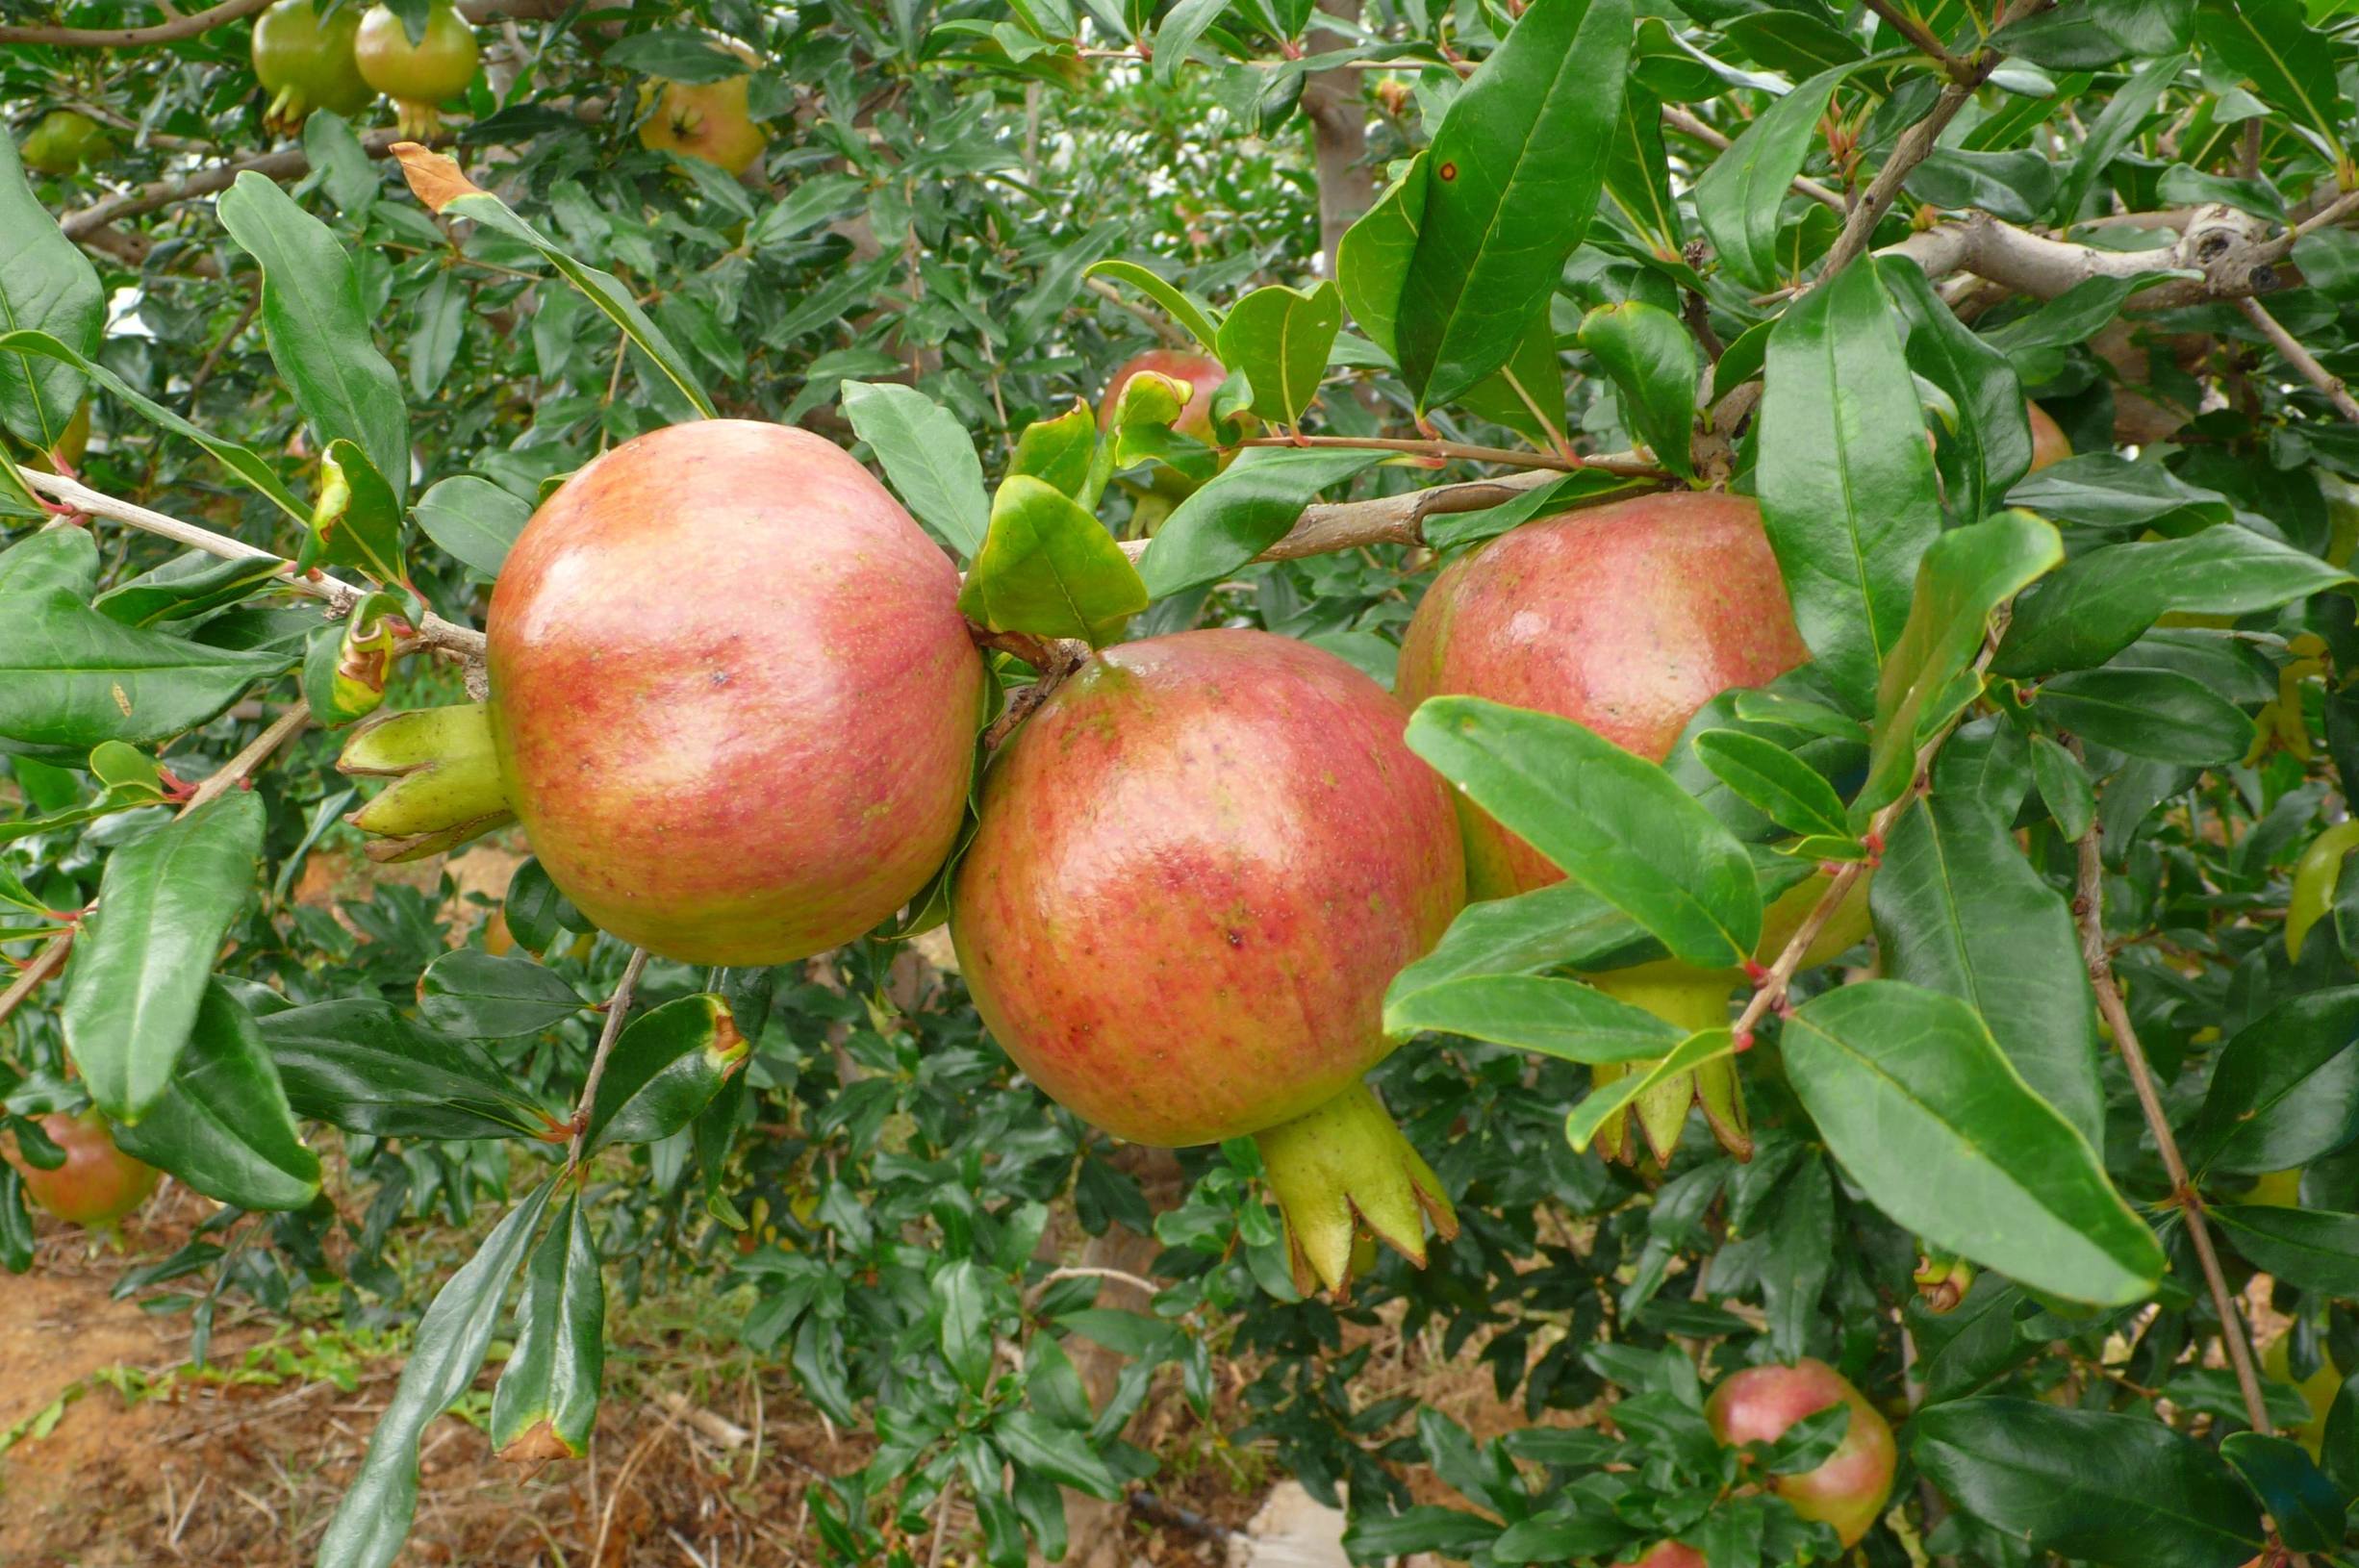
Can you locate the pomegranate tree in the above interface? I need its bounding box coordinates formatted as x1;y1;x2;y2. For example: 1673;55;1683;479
5;1109;159;1233
476;419;984;965
1705;1358;1897;1546
1397;491;1820;1160
950;629;1465;1291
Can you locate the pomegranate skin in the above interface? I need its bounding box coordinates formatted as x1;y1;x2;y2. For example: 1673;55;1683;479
1614;1545;1704;1568
949;629;1464;1148
5;1109;159;1230
2027;401;2072;472
1397;491;1810;899
488;420;984;965
1706;1357;1897;1547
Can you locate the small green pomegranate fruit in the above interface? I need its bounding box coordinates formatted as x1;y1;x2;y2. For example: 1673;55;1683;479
250;0;374;133
5;1109;159;1232
20;110;111;175
1706;1358;1897;1547
484;419;984;966
354;1;480;137
950;629;1466;1292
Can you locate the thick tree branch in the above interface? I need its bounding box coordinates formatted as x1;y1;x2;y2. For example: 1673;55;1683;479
2238;294;2359;423
0;0;269;47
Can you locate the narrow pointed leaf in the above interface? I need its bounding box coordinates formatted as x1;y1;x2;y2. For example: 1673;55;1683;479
1693;62;1872;291
418;948;590;1039
491;1193;605;1461
585;993;748;1151
1386;973;1681;1061
1690;730;1847;840
841;380;989;558
260;999;554;1140
0;590;292;750
1215;282;1341;426
1567;1029;1734;1152
113;979;320;1211
1578;301;1696;477
0;136;102;454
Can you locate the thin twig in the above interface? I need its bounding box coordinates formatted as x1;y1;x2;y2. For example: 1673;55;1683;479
568;948;649;1167
0;934;74;1032
1085;277;1194;348
2069;795;2273;1437
1227;433;1669;478
2236;294;2359;423
179;700;312;816
1863;0;1971;80
1027;1264;1162;1305
926;1477;960;1568
0;0;269;47
1661;104;1847;212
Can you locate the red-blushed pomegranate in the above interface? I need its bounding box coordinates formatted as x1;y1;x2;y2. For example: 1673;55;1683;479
487;420;984;966
950;629;1465;1291
5;1109;159;1232
1614;1543;1704;1568
2027;400;2072;471
1100;350;1241;502
1706;1358;1897;1547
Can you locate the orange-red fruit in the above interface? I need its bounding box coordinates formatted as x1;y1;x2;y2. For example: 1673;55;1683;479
1614;1544;1705;1568
5;1109;159;1230
1705;1358;1897;1547
1397;491;1810;899
486;420;984;966
950;629;1464;1147
2027;401;2072;472
636;41;767;175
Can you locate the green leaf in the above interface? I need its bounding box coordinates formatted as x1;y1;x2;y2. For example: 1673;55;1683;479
935;1256;993;1390
1990;0;2192;67
2293;227;2359;301
315;1180;555;1568
0;589;292;750
1385;973;1681;1063
1993;526;2352;677
1913;1400;2265;1568
604;28;752;81
957;475;1149;646
2182;988;2359;1176
1577;301;1695;478
0;526;98;601
0;136;103;455
1693;62;1873;291
1007;399;1099;503
215;172;410;511
2219;1431;2347;1555
93;551;283;628
1421;468;1642;553
490;1193;604;1460
417;948;588;1039
1137;445;1384;598
2194;0;2346;165
993;1409;1124;1499
112;979;320;1212
0;331;308;525
2053;51;2187;220
2027;732;2095;841
1757;258;1945;715
63;794;266;1123
1395;0;1633;408
260;999;553;1140
502;857;583;957
1881;255;2033;523
1905;148;2059;225
1784;980;2162;1304
1566;1028;1735;1152
1601;84;1681;258
841;380;989;558
2033;668;2253;765
2006;453;2232;536
1082;260;1223;353
1406;695;1762;969
1869;794;2107;1150
1385;879;1663;1005
585;993;748;1151
1858;511;2063;819
1214;282;1341;426
2212;1204;2359;1297
1690;729;1848;840
414;475;530;579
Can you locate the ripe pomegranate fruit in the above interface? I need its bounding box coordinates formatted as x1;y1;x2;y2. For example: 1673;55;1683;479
1100;349;1242;504
1398;491;1819;1161
637;40;768;175
19;110;110;175
5;1109;159;1233
1614;1544;1704;1568
2026;400;2071;471
950;629;1465;1292
354;1;479;137
485;420;984;966
1706;1358;1897;1547
250;0;374;132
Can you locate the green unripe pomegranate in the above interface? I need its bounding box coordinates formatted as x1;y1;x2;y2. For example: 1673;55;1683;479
354;1;480;137
5;1109;159;1233
19;110;111;175
636;38;768;175
251;0;374;133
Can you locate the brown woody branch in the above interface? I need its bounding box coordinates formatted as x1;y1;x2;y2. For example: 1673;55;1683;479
0;933;74;1032
0;0;270;48
2238;292;2359;423
1862;0;1972;81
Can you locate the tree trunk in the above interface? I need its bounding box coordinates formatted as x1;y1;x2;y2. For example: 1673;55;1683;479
1301;0;1375;279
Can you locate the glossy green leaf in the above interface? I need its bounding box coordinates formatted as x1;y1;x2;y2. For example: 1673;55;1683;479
996;1409;1124;1499
1385;973;1682;1062
958;475;1149;646
314;1179;555;1568
0;589;292;750
63;794;265;1123
1083;260;1222;353
935;1255;993;1390
841;380;989;558
502;857;584;957
1881;256;2033;523
1986;273;2188;357
1784;980;2161;1304
1913;1399;2265;1568
2293;227;2359;301
1691;729;1847;840
414;475;530;579
1215;282;1341;426
1859;511;2063;819
94;550;284;628
0;136;103;454
2034;668;2252;765
1421;468;1641;553
490;1193;604;1460
2027;732;2096;841
1137;445;1384;598
2183;988;2359;1176
215;172;410;510
1870;793;2106;1149
1385;879;1664;1007
1905;148;2058;225
1693;62;1871;291
1757;258;1945;714
417;948;588;1039
1577;301;1695;477
1994;526;2351;676
260;999;553;1141
1601;84;1681;258
585;993;748;1151
1407;695;1762;969
0;526;98;601
2053;51;2187;220
1990;0;2192;66
1567;1028;1735;1153
2194;0;2346;163
2006;453;2232;536
2219;1431;2346;1554
2212;1203;2359;1296
1007;399;1099;503
112;979;320;1212
1395;0;1633;407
